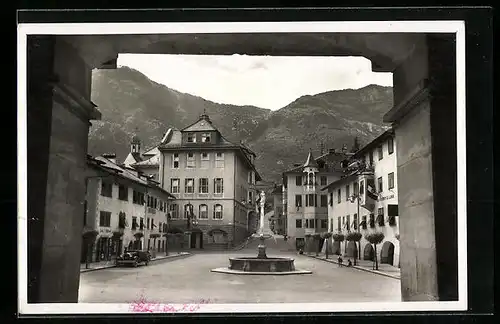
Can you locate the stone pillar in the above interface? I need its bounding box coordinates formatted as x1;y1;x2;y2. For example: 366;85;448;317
27;36;101;303
384;34;457;301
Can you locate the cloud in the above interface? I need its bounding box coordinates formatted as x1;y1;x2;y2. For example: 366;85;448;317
117;54;392;110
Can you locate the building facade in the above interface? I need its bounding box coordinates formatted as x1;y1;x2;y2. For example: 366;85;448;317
323;129;400;267
269;185;285;235
82;154;175;264
283;149;350;249
157;113;262;249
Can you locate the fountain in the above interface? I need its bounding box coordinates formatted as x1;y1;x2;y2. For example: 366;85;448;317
211;191;312;275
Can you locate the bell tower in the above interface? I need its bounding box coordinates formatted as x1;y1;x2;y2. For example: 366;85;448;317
303;149;319;192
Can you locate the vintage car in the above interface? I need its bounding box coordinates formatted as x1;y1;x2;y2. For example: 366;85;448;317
116;250;151;267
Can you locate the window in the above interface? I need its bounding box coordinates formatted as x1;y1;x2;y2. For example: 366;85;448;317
320;176;327;186
132;217;138;230
184;204;193;219
306;194;316;207
378;145;383;160
185;178;194;194
346;215;350;231
154;198;157;209
321;219;328;228
353;182;359;196
187;133;196;143
369;151;374;165
346;185;350;201
337;189;341;203
337;217;341;231
140;217;144;230
359;180;365;196
170;178;180;193
248;191;253;203
201;133;211;143
388;137;394;155
378;177;383;193
118;184;128;201
388;172;395;189
99;211;111;227
353;214;358;230
200;152;209;168
213;204;223;220
320;194;328;207
132;190;144;205
295;176;302;186
295;219;302;228
378;207;385;226
186;152;195;168
329;192;333;206
101;181;113;197
369;214;375;228
199;178;209;194
199;204;208;219
147;218;150;229
361;215;367;229
295;195;302;207
214;178;224;194
172;153;179;168
215;152;224;168
169;204;179;219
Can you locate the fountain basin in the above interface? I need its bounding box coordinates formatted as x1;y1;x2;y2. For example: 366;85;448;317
229;257;295;272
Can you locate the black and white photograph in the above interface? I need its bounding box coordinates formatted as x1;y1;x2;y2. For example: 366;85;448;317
16;8;489;316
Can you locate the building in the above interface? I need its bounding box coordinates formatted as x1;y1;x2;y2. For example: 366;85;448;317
82;154;176;264
283;148;351;250
268;184;285;235
157;113;262;249
123;134;162;182
322;128;400;267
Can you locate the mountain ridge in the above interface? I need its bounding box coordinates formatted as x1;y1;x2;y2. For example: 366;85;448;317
88;66;393;182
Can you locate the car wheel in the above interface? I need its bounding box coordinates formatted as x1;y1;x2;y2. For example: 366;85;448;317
134;259;138;267
145;260;149;266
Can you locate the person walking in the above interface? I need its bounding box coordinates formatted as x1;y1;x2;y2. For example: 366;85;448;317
338;256;343;267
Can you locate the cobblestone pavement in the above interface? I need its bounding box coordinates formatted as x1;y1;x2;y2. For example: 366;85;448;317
79;246;401;304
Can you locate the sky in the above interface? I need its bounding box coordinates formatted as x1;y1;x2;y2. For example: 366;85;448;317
118;54;393;111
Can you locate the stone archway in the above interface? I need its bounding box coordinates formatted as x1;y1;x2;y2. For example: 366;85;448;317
364;243;375;261
346;241;358;258
380;241;395;265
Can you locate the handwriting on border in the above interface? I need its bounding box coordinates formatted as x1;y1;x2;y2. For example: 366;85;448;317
129;294;214;313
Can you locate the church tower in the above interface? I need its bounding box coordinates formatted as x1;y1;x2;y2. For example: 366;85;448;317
131;134;141;154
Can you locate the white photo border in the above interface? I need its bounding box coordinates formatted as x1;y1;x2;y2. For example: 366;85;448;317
17;20;467;314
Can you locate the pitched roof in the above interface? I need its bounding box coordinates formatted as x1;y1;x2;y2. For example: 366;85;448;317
303;150;318;168
132;154;160;167
283;150;349;174
181;114;218;132
88;155;175;199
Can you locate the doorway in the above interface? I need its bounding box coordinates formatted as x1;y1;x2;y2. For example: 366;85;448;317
381;241;395;265
190;230;203;249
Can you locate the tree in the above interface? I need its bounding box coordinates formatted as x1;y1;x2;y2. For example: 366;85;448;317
332;233;345;256
321;232;333;259
346;231;362;266
364;232;385;270
350;136;361;153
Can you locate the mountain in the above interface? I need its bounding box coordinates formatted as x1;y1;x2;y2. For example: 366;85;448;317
88;66;393;183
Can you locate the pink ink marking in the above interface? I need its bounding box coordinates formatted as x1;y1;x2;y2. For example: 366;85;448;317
129;294;210;313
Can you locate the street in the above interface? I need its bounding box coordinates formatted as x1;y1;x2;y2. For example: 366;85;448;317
79;244;401;304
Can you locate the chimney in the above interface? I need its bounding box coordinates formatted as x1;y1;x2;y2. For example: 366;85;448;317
102;153;117;164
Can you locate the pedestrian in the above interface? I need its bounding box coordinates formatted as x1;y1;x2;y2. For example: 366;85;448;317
347;259;352;267
338;256;343;267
